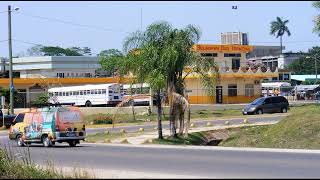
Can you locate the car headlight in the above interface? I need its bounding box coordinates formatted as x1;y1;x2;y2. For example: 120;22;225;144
249;107;256;111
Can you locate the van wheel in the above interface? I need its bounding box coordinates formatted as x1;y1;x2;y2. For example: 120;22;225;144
281;107;287;113
42;136;53;147
68;140;77;147
16;135;25;147
85;101;92;107
256;109;263;115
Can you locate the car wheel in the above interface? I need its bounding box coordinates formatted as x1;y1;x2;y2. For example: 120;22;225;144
281;107;287;113
256;109;263;115
42;136;52;147
68;140;77;147
16;135;25;147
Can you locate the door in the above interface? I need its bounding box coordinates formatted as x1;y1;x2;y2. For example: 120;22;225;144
216;86;223;104
262;98;273;113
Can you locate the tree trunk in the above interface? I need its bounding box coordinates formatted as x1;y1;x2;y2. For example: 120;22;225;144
131;99;136;122
156;91;163;139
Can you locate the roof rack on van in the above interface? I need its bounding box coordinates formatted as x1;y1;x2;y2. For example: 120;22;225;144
30;103;75;108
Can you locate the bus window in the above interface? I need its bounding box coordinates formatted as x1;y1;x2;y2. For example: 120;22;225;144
66;92;69;96
80;90;83;95
109;90;113;93
54;92;58;96
87;90;90;94
102;89;106;94
91;89;95;94
74;91;79;95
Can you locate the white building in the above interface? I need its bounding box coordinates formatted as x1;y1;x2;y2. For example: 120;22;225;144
13;56;101;78
220;32;249;45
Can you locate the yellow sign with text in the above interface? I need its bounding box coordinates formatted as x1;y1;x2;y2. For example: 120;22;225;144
192;44;253;53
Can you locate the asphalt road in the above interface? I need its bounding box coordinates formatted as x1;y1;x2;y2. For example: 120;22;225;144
1;114;319;178
0;140;320;178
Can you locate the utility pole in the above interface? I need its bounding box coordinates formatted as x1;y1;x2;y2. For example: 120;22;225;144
8;5;14;115
315;54;318;85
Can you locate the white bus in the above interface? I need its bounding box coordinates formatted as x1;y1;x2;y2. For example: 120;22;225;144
122;83;151;105
261;82;292;96
48;83;123;107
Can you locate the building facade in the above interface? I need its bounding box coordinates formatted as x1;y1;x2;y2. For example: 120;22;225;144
13;56;101;78
221;32;249;45
185;44;278;104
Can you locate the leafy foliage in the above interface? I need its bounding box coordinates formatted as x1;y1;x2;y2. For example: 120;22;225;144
99;49;124;76
286;47;319;74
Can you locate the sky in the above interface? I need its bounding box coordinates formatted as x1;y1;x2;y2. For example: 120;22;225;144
0;1;319;57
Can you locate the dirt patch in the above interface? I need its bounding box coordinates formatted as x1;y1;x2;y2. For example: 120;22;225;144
201;129;230;146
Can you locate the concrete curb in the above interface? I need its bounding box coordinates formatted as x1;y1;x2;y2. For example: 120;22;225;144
82;142;320;154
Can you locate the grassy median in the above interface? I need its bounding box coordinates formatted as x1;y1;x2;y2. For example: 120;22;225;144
84;108;243;127
220;104;320;149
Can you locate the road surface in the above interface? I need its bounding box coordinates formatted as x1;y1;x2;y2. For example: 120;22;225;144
1;114;319;178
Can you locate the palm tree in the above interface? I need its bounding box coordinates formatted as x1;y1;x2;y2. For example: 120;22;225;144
115;21;218;138
270;17;291;54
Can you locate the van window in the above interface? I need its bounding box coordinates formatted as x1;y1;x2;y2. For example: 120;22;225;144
264;98;271;104
15;113;25;123
271;97;281;103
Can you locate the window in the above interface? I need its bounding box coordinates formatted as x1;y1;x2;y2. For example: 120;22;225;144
228;84;237;96
200;53;218;57
264;98;271;104
224;53;241;57
272;77;278;81
80;90;84;95
109;90;114;93
279;74;283;80
283;74;290;80
86;90;90;94
58;92;62;96
232;58;240;69
245;84;254;97
54;92;58;96
74;91;79;95
57;73;64;78
14;113;25;123
65;92;69;96
271;97;281;103
91;90;95;94
102;89;106;94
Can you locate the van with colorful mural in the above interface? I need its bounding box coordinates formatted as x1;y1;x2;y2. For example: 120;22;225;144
9;104;86;147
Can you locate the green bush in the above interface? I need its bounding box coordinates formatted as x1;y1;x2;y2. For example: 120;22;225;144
86;113;113;125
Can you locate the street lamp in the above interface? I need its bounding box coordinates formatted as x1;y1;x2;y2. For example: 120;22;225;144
7;5;20;115
306;55;318;85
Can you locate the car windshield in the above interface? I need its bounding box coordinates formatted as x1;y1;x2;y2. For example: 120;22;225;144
250;98;265;105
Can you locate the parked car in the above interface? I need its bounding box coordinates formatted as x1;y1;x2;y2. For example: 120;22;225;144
0;110;17;129
9;104;86;147
242;96;289;115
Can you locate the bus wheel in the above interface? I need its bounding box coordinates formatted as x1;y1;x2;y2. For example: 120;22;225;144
68;140;77;147
85;101;92;107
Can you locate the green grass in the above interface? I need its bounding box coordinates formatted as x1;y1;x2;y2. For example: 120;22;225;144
220;104;320;149
84;109;243;126
0;147;91;179
85;131;143;143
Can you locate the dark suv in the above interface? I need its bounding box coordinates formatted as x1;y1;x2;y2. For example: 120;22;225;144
242;96;289;115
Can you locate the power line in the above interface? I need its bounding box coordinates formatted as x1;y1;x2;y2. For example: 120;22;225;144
12;39;42;46
16;12;132;34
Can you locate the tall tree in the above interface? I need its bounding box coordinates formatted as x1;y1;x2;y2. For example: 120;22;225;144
287;47;320;75
26;45;44;56
40;46;83;56
270;17;291;54
99;49;124;76
104;21;218;138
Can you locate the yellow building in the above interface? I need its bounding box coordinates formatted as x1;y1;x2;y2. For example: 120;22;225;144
0;44;278;107
184;44;278;104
